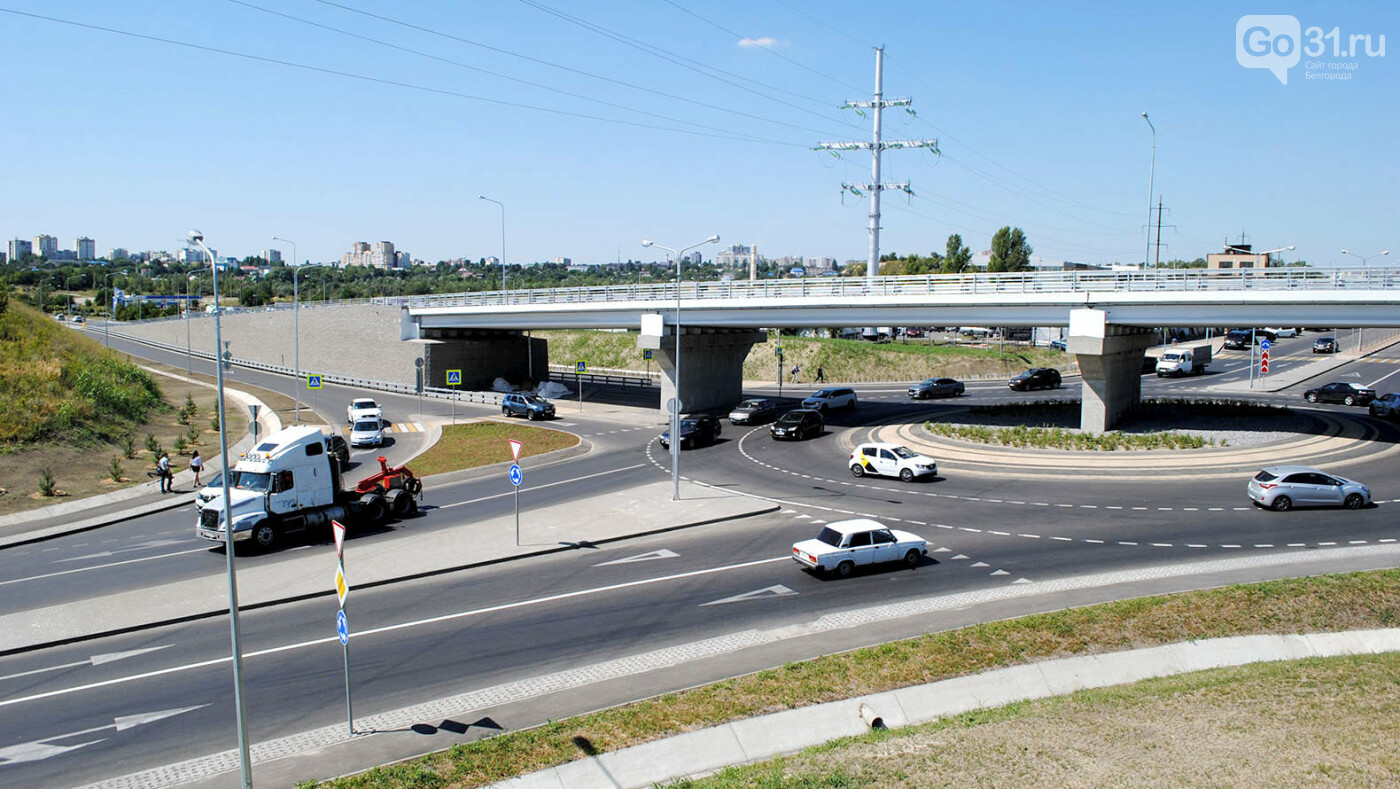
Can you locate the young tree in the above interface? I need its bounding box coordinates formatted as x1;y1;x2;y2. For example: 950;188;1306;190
988;227;1033;272
943;233;972;273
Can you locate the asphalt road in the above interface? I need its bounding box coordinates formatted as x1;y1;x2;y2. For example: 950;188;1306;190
4;328;1399;787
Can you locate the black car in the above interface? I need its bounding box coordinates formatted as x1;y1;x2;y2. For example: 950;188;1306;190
769;409;823;441
728;398;780;424
1304;382;1376;406
1009;368;1061;391
1313;337;1339;354
659;414;722;449
907;377;965;399
325;435;350;465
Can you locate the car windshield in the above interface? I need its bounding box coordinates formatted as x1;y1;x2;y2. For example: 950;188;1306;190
353;421;379;431
919;379;936;386
522;395;546;404
233;471;271;492
1254;470;1279;482
776;413;803;425
679;419;697;429
351;400;376;409
891;446;918;459
738;400;763;409
815;527;843;547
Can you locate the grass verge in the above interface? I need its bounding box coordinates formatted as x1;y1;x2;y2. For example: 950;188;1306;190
301;569;1400;789
924;422;1218;450
408;421;580;477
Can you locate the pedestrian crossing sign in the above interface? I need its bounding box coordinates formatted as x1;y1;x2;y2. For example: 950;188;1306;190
307;374;323;390
576;360;586;373
446;369;462;386
643;349;652;360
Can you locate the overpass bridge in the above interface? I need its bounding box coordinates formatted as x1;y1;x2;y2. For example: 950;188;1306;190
402;267;1400;432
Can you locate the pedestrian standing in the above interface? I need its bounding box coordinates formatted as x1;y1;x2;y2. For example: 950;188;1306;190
189;450;203;487
157;452;172;493
790;363;801;383
815;366;825;383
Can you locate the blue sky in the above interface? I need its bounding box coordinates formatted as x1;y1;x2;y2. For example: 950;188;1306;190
2;1;1395;268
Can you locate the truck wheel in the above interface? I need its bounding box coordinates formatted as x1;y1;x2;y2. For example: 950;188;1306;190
903;549;921;568
359;493;387;523
386;488;412;517
251;522;278;551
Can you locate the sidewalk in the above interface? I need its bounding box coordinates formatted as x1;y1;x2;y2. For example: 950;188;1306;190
490;628;1400;789
0;475;776;653
0;370;282;547
1208;330;1400;395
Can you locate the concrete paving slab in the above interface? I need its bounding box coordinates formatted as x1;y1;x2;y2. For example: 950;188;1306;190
595;724;747;788
728;700;868;764
894;672;985;724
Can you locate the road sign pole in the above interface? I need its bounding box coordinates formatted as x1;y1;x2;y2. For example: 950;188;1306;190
342;620;353;736
514;483;520;547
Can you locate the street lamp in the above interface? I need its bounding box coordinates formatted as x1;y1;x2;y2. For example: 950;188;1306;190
65;275;85;319
1140;111;1156;270
188;230;254;789
642;234;720;501
478;195;506;296
273;237;324;423
1341;248;1390;269
103;269;130;347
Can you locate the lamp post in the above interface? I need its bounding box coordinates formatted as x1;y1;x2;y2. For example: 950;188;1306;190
1140;111;1156;270
274;237;323;423
185;274;197;375
641;234;720;502
1341;248;1389;353
103;269;129;346
479;194;534;384
188;230;253;789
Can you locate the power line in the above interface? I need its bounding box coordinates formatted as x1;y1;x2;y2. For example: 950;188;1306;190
226;0;847;141
307;0;852;139
0;6;804;148
660;0;866;94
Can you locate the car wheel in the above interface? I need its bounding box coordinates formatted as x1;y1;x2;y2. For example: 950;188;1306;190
1344;395;1356;406
903;549;921;568
527;410;537;420
836;560;854;578
1345;493;1365;509
251;522;278;551
1306;393;1318;403
851;464;865;478
899;468;914;482
1271;495;1293;512
502;407;511;417
683;438;693;450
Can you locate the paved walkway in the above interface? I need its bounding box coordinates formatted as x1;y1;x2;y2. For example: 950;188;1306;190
487;627;1400;789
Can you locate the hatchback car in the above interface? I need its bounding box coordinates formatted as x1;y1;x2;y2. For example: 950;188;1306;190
907;377;965;399
849;443;937;481
1313;337;1339;353
659;414;721;450
770;409;823;440
1303;382;1376;406
1369;392;1400;419
350;418;384;447
728;398;780;424
1247;466;1371;511
801;387;858;412
1008;368;1061;391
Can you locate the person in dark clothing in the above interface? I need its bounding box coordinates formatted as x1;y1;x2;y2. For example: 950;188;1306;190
815;366;825;383
157;452;172;493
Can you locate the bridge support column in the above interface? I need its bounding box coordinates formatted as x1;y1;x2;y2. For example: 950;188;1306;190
639;325;767;414
421;329;548;390
1067;308;1156;434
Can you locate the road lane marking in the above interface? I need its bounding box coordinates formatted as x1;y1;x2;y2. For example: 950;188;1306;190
439;464;646;509
0;548;211;589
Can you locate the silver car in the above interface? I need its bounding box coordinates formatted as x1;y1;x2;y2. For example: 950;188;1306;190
1247;466;1371;511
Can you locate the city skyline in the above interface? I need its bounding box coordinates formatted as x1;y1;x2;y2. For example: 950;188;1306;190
1;2;1394;269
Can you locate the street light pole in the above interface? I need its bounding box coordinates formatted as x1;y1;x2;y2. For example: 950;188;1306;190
274;237;320;423
188;230;253;789
642;234;720;502
479;195;533;383
1341;248;1389;353
1141;111;1156;270
103;269;129;347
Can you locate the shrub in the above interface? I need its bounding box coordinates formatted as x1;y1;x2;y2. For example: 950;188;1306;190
39;467;56;496
120;433;136;459
186;425;202;445
210;414;220;432
108;455;124;482
144;433;159;453
173;435;188;455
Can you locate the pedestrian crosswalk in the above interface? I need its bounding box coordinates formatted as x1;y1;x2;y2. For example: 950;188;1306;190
341;422;425;435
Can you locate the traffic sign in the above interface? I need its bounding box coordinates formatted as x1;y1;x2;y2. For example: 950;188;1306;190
775;346;783;358
335;562;348;606
508;463;523;486
1260;339;1272;351
1260;361;1270;374
509;439;523;462
336;610;349;645
446;369;462;386
307;374;323;390
332;519;346;557
643;349;653;360
666;397;683;414
576;360;586;374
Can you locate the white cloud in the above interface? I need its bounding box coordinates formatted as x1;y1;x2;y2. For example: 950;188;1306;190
737;36;780;48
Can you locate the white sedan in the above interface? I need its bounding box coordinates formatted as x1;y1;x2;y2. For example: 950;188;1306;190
346;398;382;425
791;519;927;577
1265;327;1299;338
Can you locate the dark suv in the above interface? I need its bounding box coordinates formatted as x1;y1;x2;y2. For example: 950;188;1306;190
501;393;556;420
1009;368;1061;391
770;409;823;441
659;414;722;449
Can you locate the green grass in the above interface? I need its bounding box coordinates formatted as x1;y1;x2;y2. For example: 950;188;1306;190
0;299;164;450
301;570;1400;789
925;422;1217;450
408;422;579;476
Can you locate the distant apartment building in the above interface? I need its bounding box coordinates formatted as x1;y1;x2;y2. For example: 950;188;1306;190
714;244;753;267
261;249;283;264
108;247;129;260
395;250;411;268
554;257;572;266
1205;243;1276;270
8;238;32;261
371;241;395;268
805;256;836;273
34;234;58;258
76;236;96;261
341;242;371;267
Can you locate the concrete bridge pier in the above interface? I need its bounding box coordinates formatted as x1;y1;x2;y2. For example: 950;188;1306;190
1067;308;1156;434
638;323;767;414
419;328;548;390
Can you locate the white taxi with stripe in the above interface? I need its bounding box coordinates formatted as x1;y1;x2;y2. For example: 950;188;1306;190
849;442;938;482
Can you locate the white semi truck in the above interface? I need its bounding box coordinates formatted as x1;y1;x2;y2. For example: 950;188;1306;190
1155;346;1212;377
196;425;420;551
